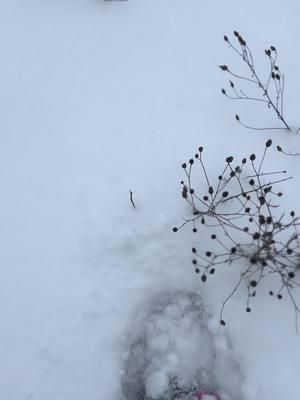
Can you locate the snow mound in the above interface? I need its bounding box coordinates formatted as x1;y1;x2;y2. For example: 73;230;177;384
121;290;244;400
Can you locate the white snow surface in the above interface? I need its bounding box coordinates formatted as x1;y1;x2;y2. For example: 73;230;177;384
1;1;300;399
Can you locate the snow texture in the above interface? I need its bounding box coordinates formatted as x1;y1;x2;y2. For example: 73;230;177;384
121;290;243;400
0;0;300;400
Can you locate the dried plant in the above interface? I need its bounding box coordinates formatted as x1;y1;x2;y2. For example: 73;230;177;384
220;31;291;131
173;140;300;327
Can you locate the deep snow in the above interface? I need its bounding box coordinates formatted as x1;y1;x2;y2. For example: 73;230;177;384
0;0;300;399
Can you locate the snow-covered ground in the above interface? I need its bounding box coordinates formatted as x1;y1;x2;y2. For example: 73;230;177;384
0;1;300;399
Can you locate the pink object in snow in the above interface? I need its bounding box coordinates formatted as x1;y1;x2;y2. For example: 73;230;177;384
192;391;220;400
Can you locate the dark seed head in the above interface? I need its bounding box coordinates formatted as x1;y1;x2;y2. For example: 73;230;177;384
266;139;272;147
259;196;266;205
239;37;246;46
219;65;229;71
265;49;271;57
201;274;207;282
259;215;266;225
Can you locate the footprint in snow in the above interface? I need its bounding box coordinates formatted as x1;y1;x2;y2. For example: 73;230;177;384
121;290;244;400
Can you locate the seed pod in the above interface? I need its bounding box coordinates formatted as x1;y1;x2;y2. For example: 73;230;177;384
219;65;229;71
265;139;272;147
181;185;188;199
239;37;246;46
265;49;271;56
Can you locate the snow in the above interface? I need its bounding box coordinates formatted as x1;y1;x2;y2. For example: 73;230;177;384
122;290;242;400
0;0;300;399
